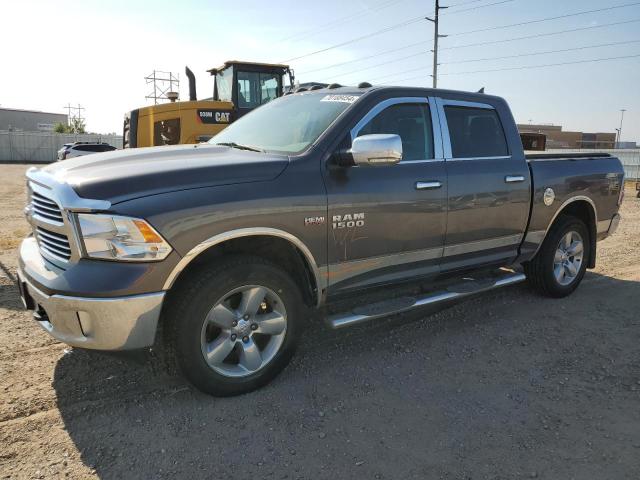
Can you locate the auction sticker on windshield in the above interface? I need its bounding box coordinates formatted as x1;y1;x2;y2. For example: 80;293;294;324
321;94;360;103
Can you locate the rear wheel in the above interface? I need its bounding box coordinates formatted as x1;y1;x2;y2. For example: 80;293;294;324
164;255;305;396
524;215;590;298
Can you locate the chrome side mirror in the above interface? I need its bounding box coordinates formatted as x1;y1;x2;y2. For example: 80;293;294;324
349;134;402;166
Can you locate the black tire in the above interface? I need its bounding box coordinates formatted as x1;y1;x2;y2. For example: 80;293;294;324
524;215;590;298
163;255;305;396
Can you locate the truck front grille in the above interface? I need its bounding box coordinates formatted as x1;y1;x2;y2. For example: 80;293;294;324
35;227;72;261
31;190;64;224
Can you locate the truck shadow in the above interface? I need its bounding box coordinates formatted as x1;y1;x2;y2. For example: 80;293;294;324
0;259;24;311
51;270;640;479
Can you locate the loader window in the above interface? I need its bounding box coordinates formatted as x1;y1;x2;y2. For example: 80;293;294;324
153;118;181;146
237;71;281;108
216;67;233;102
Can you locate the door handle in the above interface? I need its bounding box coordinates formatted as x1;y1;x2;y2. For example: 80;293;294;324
505;175;525;183
416;181;442;190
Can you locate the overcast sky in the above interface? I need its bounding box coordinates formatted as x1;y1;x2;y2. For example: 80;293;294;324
2;0;639;142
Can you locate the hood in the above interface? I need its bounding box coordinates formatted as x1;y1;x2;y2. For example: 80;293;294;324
44;144;289;204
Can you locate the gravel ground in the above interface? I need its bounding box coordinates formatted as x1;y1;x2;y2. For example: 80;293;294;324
0;163;639;480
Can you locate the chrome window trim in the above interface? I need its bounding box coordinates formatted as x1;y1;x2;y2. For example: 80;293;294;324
440;99;495;110
350;96;444;161
435;97;510;161
162;227;326;306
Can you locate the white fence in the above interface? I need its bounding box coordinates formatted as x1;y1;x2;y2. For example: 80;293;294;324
544;149;640;180
0;131;123;163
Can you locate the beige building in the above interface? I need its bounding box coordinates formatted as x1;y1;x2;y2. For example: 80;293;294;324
517;124;616;149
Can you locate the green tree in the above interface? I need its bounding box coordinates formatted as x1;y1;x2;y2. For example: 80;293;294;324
69;117;86;134
53;122;68;133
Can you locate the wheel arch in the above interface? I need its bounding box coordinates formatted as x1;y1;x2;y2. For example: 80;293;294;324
543;196;598;268
163;228;325;307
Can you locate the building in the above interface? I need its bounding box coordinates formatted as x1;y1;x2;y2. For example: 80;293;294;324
517;123;616;149
0;107;68;132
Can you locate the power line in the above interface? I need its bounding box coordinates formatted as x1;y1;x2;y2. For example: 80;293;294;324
438;53;640;75
440;18;640;51
280;0;407;42
297;40;431;75
280;15;426;63
328;38;640;82
447;1;640;37
324;50;431;79
375;53;640;83
281;0;518;63
441;0;515;16
440;39;640;64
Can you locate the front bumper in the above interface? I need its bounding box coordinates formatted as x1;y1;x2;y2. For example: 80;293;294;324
17;238;165;350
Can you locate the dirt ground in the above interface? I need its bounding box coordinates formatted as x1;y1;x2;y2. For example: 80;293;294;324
0;163;638;479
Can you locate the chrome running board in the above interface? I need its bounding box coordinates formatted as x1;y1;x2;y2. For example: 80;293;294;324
326;271;526;329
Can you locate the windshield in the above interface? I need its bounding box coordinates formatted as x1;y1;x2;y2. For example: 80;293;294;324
209;92;361;153
216;67;233;102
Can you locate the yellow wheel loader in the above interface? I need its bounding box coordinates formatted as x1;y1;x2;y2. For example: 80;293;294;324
123;61;294;148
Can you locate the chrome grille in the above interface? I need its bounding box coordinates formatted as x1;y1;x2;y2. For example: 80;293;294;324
36;227;72;261
31;190;64;224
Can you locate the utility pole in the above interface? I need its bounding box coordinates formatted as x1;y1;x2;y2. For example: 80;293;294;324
426;0;448;88
616;109;626;146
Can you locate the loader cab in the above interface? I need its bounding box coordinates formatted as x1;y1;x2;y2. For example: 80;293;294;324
208;61;294;119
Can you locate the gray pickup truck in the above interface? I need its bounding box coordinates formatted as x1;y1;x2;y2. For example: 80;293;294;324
17;86;624;396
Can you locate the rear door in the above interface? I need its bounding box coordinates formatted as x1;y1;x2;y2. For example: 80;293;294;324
324;96;448;293
436;98;531;271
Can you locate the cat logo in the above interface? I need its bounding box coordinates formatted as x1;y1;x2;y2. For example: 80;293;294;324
197;109;232;124
332;213;365;229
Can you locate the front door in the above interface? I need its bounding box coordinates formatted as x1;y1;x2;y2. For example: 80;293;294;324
323;97;447;294
437;99;531;271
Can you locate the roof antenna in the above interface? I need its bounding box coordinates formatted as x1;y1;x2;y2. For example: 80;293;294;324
477;87;485;93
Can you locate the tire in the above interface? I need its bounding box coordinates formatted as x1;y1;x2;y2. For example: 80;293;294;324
163;255;305;396
524;215;590;298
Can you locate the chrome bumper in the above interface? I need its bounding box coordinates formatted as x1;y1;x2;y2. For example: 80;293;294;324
17;238;165;351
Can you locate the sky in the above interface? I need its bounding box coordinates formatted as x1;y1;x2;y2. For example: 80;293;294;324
1;0;639;142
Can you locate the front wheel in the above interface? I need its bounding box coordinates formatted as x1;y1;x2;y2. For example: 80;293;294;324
524;215;590;298
163;256;305;396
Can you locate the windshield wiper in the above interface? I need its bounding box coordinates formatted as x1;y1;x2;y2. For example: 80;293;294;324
216;142;263;152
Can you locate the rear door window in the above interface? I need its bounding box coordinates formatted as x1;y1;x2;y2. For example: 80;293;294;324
444;106;508;158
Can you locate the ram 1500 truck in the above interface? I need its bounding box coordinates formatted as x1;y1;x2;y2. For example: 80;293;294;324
17;86;624;396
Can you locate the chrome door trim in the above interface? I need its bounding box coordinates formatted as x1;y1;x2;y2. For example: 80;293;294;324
350;96;444;161
416;181;442;190
327;246;443;285
443;234;523;257
163;228;326;306
446;156;513;162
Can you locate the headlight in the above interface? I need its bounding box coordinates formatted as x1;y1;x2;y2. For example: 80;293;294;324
77;214;172;261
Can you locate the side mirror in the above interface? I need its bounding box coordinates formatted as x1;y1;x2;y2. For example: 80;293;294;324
349;134;402;166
